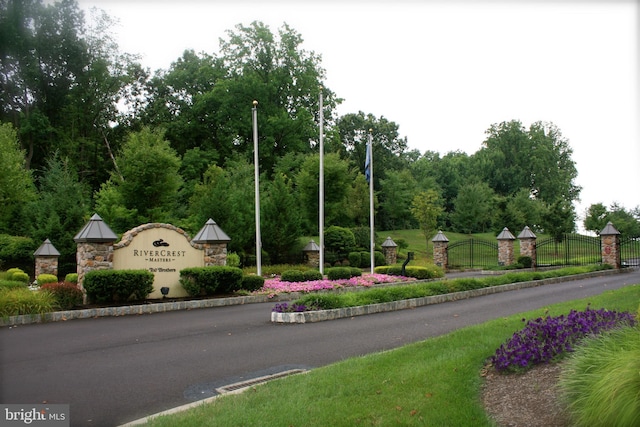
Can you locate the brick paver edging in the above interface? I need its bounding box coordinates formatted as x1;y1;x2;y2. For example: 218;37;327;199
270;269;629;324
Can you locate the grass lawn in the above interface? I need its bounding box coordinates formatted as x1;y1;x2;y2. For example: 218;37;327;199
143;283;640;426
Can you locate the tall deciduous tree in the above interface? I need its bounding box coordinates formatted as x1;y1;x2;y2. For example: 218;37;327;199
410;189;443;251
95;128;182;228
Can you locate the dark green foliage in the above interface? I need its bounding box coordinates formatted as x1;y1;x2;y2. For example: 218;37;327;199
281;270;305;283
326;267;354;281
324;226;356;260
240;275;265;292
350;268;362;277
375;251;386;267
517;256;533;268
348;252;361;268
0;234;36;275
41;282;83;309
179;266;243;296
302;270;323;281
84;270;154;304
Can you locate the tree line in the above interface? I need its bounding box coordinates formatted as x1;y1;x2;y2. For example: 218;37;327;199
1;0;638;274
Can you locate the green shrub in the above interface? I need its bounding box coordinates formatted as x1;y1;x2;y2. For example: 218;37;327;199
295;293;344;310
0;287;56;317
374;251;386;267
374;266;390;274
179;266;243;296
65;273;78;283
356;251;385;268
0;279;28;290
350;268;362;277
517;256;533;268
303;270;323;281
6;268;24;275
11;271;30;283
383;265;444;280
84;270;154;303
240;275;265;292
281;270;305;283
227;252;241;268
36;274;58;285
326;267;353;281
348;252;361;268
41;282;83;310
560;326;640;426
324;226;356;259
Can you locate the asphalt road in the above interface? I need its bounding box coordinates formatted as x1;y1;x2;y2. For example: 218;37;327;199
1;269;639;427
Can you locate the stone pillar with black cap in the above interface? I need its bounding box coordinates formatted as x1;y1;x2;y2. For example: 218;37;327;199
600;221;621;268
432;231;449;269
192;218;231;266
34;238;61;278
497;227;516;267
302;240;320;268
74;213;118;300
517;226;537;268
381;236;398;265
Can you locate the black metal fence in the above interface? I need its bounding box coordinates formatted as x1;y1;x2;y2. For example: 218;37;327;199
621;237;640;267
535;233;601;267
447;239;498;269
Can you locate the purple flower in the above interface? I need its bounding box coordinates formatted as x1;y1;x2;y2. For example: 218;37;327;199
490;307;636;371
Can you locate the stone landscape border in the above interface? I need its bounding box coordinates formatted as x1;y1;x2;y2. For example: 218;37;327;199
1;268;630;327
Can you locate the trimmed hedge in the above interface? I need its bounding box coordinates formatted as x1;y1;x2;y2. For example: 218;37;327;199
241;275;265;292
84;270;154;303
303;270;324;281
281;270;305;283
348;251;387;268
11;271;30;283
36;274;58;285
375;265;445;280
179;266;244;296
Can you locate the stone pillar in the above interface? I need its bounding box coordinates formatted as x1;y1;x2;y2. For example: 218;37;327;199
497;227;516;266
192;218;231;267
34;239;60;278
381;237;398;265
202;242;228;266
302;240;320;268
600;221;621;268
517;226;537;268
74;214;118;302
432;231;449;269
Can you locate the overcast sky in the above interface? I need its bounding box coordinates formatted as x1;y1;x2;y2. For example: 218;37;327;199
79;0;639;228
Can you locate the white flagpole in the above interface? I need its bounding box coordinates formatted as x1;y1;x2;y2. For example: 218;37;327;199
319;88;324;274
252;100;262;276
368;129;374;274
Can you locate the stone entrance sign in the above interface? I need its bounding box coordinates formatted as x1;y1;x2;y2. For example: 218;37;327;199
113;224;203;298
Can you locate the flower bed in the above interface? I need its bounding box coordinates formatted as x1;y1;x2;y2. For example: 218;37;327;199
490;307;637;372
261;273;413;294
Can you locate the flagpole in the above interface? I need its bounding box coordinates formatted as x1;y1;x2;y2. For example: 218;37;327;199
319;88;324;274
252;100;262;276
368;129;374;274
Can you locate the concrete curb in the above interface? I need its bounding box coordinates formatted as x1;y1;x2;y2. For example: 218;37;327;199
270;269;631;324
0;292;306;327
